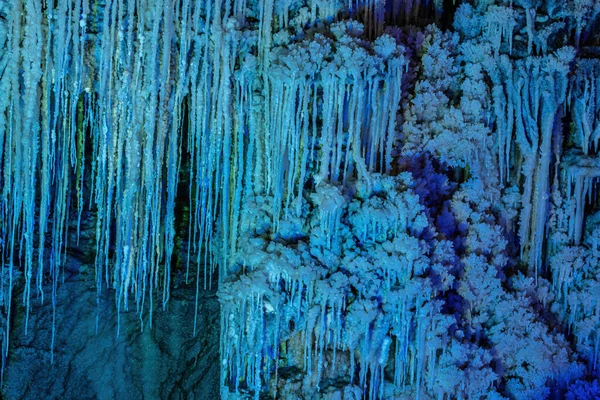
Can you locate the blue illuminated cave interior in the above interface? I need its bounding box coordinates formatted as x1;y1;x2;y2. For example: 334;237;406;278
1;0;600;399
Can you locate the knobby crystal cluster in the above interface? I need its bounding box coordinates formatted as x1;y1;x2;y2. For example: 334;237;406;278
1;0;600;399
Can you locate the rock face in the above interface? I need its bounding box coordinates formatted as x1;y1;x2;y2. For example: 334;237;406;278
3;258;219;400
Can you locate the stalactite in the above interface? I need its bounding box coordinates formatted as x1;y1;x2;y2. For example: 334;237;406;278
488;55;514;184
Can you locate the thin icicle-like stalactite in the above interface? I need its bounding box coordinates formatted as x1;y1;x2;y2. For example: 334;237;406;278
488;55;514;184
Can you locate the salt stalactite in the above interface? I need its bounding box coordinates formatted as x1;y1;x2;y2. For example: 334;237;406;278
497;48;574;276
488;56;514;184
525;7;535;55
187;0;214;300
50;0;88;360
310;184;346;250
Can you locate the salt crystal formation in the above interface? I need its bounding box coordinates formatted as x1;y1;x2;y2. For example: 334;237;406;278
1;0;600;398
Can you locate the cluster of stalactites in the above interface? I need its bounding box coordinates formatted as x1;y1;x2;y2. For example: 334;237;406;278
570;59;600;156
0;0;410;374
257;30;406;227
0;0;210;365
219;272;445;400
0;0;91;369
183;4;410;303
562;151;600;245
548;221;600;375
89;0;201;335
217;177;446;400
0;0;227;373
554;59;600;245
489;48;574;276
460;1;600;278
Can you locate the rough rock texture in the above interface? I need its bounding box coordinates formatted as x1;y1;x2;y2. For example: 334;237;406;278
3;258;219;400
